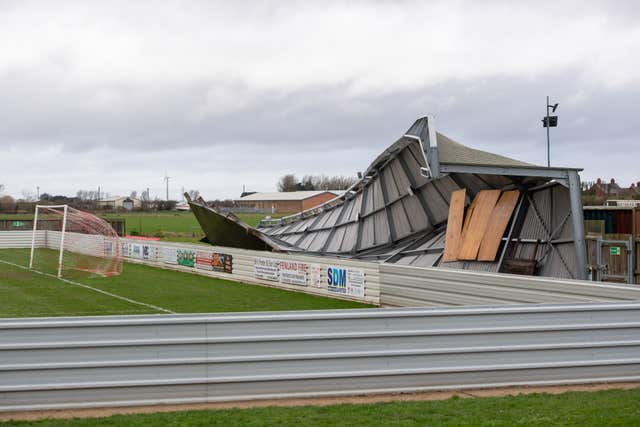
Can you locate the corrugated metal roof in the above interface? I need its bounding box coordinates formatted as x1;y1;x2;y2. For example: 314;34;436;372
190;116;580;280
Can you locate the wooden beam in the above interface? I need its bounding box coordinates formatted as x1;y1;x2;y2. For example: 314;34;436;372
477;190;520;261
443;189;466;262
458;190;501;260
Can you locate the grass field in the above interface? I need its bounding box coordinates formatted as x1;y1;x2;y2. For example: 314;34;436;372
2;388;640;426
0;248;372;317
1;212;278;244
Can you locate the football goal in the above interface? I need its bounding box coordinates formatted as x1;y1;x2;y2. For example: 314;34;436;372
29;205;123;278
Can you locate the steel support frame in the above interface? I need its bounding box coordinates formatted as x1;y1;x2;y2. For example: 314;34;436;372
568;170;588;280
439;163;580;182
440;163;587;279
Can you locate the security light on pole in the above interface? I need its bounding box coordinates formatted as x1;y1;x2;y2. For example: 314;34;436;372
542;96;559;167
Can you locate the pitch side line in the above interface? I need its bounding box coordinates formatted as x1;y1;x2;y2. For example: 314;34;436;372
0;259;175;314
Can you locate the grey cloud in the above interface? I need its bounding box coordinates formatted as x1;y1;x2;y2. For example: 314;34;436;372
2;65;640;159
1;0;640;199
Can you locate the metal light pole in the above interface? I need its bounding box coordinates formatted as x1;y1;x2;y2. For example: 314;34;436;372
546;96;550;167
164;173;170;201
542;96;559;167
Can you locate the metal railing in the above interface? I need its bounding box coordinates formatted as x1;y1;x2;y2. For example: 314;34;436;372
1;302;639;411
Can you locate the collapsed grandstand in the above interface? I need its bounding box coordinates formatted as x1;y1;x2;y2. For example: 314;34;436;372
187;116;587;280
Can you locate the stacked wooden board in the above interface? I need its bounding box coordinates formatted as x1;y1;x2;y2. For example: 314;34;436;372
443;189;520;262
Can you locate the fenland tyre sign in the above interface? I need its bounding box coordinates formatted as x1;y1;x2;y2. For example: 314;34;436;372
279;261;307;286
327;266;365;298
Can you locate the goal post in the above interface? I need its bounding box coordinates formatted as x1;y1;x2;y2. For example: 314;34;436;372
30;204;123;278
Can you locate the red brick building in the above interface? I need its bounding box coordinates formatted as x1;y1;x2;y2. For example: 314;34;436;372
590;178;623;199
235;191;341;214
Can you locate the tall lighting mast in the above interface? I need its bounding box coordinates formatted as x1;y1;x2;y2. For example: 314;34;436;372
164;172;170;201
542;96;559;167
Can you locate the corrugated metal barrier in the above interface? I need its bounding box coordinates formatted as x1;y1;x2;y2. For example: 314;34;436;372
1;302;640;411
380;263;640;307
0;231;44;249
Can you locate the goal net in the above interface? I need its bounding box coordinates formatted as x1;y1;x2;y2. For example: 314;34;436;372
29;205;123;278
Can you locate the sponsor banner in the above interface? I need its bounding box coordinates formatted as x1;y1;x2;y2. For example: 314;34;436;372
279;261;307;286
142;245;158;261
310;264;322;288
254;257;280;281
327;266;366;297
195;251;213;270
347;268;365;298
163;247;178;264
177;249;195;267
131;243;143;259
212;253;233;274
104;241;114;256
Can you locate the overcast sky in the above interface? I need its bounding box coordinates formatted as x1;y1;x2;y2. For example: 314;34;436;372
1;1;639;200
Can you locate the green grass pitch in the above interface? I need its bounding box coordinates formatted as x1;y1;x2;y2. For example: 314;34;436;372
2;388;640;426
0;248;372;318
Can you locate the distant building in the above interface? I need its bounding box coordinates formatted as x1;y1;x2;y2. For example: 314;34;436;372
97;196;141;210
590;178;623;199
235;191;341;214
175;202;191;211
628;181;640;197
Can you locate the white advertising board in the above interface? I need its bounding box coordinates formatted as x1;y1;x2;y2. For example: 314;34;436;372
254;257;280;282
310;264;322;288
163;247;178;264
142;245;158;261
327;266;366;297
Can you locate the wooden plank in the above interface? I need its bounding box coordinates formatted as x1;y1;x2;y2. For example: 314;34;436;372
457;190;501;260
443;189;466;262
477;190;520;261
461;193;478;236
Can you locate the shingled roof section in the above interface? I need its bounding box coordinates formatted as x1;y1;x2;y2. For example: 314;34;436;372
436;133;533;167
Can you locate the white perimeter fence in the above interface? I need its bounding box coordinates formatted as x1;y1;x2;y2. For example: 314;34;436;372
2;230;640;307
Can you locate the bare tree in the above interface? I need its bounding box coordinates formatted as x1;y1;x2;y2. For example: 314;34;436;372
327;175;357;190
277;174;298;192
76;189;100;201
130;190;138;199
277;174;356;192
